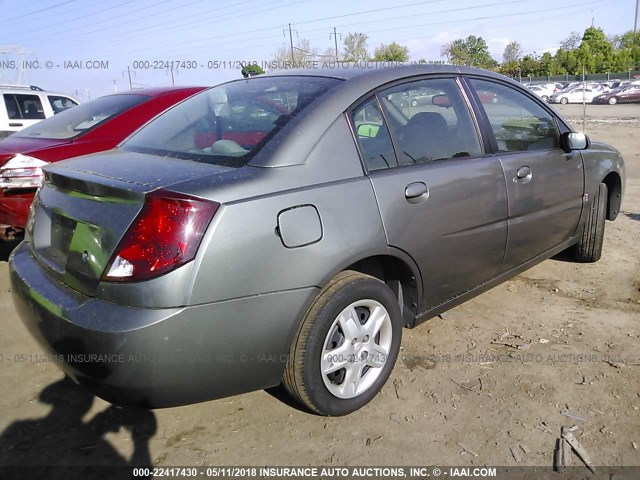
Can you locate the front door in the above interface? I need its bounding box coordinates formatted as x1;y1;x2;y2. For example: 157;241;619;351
468;78;584;271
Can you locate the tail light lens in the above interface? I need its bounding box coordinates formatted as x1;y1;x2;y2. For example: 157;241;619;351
0;154;48;189
103;190;218;282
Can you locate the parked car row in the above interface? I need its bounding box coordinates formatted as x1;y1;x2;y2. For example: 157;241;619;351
0;86;205;240
4;66;625;416
524;80;640;104
1;84;79;139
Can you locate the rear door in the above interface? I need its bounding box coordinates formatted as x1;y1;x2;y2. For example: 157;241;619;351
351;77;508;311
467;78;584;272
2;93;46;132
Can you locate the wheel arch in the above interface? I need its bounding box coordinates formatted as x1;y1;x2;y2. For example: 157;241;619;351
343;253;421;329
602;171;622;220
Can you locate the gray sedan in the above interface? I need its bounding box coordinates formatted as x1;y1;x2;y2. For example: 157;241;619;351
9;66;625;416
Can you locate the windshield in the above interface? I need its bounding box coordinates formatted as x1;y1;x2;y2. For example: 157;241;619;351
122;76;341;167
14;94;150;140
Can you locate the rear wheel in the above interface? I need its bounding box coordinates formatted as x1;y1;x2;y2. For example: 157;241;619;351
283;271;402;416
608;96;618;105
573;183;608;262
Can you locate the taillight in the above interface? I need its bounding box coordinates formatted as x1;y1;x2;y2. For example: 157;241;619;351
103;190;218;282
0;154;48;189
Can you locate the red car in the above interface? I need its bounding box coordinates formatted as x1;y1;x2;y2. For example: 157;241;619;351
0;86;205;239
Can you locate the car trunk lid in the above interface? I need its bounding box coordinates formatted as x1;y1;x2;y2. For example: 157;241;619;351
30;150;233;297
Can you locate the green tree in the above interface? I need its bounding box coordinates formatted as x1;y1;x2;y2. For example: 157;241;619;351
518;54;541;77
241;64;265;77
616;30;640;49
441;35;497;69
343;33;370;62
372;42;409;61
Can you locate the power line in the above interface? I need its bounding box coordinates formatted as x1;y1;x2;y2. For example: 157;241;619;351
31;0;305;57
0;0;76;25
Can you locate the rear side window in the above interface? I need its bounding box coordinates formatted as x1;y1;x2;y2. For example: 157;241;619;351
3;94;45;120
470;78;560;153
14;94;149;139
379;78;483;165
48;95;78;114
123;76;341;167
3;94;20;119
351;98;397;171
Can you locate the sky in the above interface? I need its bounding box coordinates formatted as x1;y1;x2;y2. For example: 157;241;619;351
0;0;637;99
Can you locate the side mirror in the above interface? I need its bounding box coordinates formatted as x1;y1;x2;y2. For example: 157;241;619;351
432;94;452;108
562;132;589;152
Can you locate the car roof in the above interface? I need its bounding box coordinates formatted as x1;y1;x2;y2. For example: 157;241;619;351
0;85;74;96
260;63;511;83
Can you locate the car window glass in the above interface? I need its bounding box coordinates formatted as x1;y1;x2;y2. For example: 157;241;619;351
379;78;482;165
123;76;341;168
14;94;150;140
470;78;559;153
350;98;397;172
14;94;45;119
3;94;20;119
48;95;78;114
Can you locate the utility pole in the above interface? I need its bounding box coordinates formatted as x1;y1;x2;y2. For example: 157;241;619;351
330;27;341;62
634;0;639;46
288;23;295;63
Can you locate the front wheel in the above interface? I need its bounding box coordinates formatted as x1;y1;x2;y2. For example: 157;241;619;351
560;97;569;104
283;271;402;416
608;96;618;105
573;183;608;262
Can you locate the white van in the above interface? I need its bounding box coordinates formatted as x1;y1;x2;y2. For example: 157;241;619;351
0;85;79;139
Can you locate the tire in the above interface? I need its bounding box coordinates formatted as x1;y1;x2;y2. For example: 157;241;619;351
608;97;618;105
560;97;569;104
573;183;607;262
542;95;549;102
283;270;402;416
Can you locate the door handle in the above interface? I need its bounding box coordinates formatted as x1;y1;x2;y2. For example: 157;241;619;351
9;123;23;127
516;166;531;178
515;166;532;183
405;182;429;203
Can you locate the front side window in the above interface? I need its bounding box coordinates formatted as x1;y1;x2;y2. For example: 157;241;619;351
123;76;341;168
14;94;149;140
350;98;397;172
380;78;483;165
48;95;78;114
470;78;560;153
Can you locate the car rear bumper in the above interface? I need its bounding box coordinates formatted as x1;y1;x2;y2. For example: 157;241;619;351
0;189;32;229
9;241;316;408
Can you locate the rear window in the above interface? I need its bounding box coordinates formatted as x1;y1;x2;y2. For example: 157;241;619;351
14;94;149;139
122;76;341;167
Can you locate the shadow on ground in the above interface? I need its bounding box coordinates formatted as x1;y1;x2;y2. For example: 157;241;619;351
0;377;156;478
622;211;640;221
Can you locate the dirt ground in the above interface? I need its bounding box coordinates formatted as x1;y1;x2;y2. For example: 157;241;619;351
0;104;638;472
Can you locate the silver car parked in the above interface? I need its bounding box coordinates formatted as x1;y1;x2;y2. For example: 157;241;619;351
9;66;625;416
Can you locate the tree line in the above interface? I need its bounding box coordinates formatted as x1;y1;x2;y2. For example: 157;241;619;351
266;27;640;77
